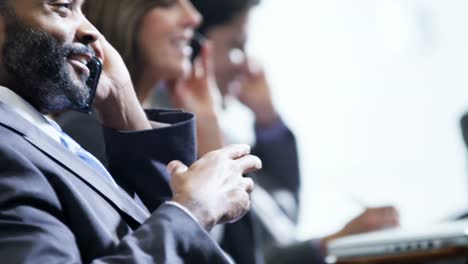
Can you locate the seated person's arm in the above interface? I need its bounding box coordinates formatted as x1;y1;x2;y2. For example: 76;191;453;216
0;145;244;263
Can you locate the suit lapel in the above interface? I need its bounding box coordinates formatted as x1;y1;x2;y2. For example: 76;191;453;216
0;103;150;224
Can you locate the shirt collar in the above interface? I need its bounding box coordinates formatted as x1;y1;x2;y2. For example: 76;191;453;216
0;86;62;143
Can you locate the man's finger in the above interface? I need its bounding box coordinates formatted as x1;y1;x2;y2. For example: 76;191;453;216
385;207;400;226
378;206;399;218
220;144;252;159
235;154;262;174
246;57;263;77
167;160;189;176
370;206;400;228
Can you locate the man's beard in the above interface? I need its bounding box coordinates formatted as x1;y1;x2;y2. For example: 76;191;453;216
2;17;95;114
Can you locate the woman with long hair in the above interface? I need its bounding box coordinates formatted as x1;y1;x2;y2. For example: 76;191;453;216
58;0;224;163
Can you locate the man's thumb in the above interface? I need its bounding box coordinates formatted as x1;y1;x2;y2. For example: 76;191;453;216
167;160;189;175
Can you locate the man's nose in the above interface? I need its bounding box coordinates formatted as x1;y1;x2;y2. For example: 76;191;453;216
75;19;100;46
75;18;104;60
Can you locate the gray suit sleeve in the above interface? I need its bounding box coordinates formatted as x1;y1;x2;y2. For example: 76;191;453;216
0;144;229;263
96;204;230;264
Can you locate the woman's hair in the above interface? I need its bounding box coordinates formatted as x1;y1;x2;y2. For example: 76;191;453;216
83;0;170;87
190;0;260;34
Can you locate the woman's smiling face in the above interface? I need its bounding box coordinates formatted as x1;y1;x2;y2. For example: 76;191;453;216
138;0;202;80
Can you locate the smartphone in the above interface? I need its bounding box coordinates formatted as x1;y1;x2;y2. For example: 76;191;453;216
190;32;206;62
74;57;102;114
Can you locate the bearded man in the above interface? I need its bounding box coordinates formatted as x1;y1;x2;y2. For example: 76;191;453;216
0;0;261;263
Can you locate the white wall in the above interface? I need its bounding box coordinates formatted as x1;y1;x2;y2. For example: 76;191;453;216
248;0;468;239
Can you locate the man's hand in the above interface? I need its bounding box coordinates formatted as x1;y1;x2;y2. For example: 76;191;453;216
91;35;151;131
236;59;279;128
168;144;262;231
338;206;400;236
168;41;224;156
321;206;400;253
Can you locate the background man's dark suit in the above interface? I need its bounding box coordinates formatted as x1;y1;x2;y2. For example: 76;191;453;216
0;103;230;263
222;123;326;264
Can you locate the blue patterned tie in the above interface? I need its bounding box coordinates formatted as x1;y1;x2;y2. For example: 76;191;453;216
47;118;118;187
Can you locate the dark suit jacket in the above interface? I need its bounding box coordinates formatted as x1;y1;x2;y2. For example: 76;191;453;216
58;104;322;263
0;103;229;263
219;119;325;264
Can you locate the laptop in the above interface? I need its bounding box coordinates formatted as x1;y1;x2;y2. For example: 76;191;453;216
327;220;468;261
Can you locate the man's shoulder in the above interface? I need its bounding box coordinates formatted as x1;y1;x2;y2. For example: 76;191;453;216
0;123;57;194
0;121;59;176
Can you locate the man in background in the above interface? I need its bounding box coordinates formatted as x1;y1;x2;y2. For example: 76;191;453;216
187;0;401;263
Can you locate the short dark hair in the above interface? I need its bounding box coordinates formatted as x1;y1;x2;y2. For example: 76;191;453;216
191;0;260;34
0;0;10;14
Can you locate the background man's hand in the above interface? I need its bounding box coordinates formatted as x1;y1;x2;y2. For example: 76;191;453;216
236;59;279;128
169;41;224;156
321;206;400;253
337;206;400;236
168;144;262;231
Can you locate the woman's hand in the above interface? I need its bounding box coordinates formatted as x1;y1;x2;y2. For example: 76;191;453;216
168;41;224;156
